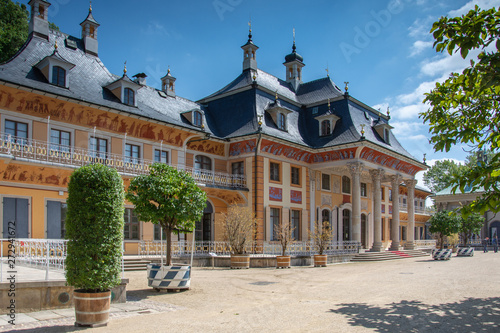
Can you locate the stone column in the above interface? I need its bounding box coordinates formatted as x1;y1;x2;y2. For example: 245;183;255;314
405;179;418;250
348;162;363;243
390;175;403;251
370;169;384;252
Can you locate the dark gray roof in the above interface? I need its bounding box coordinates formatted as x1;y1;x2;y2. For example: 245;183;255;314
0;30;207;134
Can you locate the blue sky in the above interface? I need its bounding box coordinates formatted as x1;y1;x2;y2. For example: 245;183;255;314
19;0;500;188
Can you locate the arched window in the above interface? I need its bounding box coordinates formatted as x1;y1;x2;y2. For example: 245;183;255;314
278;113;286;130
52;66;66;87
343;209;351;241
321;120;331;136
195;155;211;171
124;88;135;106
342;176;351;194
193;111;203;127
322;209;330;223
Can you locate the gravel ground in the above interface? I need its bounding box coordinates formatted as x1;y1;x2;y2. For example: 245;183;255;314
6;251;500;332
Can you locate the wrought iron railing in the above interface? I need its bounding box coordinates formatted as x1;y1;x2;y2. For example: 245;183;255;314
0;133;247;189
138;240;360;257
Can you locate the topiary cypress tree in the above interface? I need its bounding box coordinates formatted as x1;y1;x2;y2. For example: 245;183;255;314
65;164;124;292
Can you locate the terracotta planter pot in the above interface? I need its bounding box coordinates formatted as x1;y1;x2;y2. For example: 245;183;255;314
313;254;327;267
230;254;250;269
73;290;111;327
147;264;191;290
276;255;291;269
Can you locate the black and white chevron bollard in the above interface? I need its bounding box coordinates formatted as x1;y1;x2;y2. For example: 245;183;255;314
457;247;474;257
147;264;191;290
432;249;452;260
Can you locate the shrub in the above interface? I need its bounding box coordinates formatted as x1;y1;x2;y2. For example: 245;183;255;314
65;164;124;292
310;221;333;255
220;205;257;255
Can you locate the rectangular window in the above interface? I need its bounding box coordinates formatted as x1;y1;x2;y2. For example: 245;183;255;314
154;224;164;240
420;201;423;208
381;187;385;201
90;137;108;159
403;197;407;205
291;166;300;186
291;210;300;240
46;201;67;239
389;189;392;202
401;226;407;241
322;173;331;191
125;143;140;164
270;162;280;182
5;120;28;144
124;208;139;240
360;183;367;197
232;161;244;175
154;149;169;164
50;129;71;152
270;207;280;241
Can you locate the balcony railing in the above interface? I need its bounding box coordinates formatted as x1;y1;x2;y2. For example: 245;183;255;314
399;203;435;215
0;133;247;189
138;240;360;257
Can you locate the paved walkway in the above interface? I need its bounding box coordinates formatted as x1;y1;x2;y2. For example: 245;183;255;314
1;251;499;332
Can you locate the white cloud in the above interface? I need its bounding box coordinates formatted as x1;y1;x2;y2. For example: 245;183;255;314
394;103;428;120
410;40;433;57
408;134;428;141
141;22;170;36
425;157;466;167
408;17;434;38
420;52;473;77
390;121;424;137
448;0;500;17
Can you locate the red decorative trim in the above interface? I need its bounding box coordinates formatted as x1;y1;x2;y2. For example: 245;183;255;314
360;148;423;176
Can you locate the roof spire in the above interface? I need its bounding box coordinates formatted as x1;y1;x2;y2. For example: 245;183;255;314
248;17;252;42
123;61;127;75
327;98;331;111
292;28;296;53
326;64;329;78
89;0;92;12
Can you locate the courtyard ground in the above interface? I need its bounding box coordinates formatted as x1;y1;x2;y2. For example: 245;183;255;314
2;251;499;332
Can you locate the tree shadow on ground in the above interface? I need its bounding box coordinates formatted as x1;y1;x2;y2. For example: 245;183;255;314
127;287;188;302
331;297;500;332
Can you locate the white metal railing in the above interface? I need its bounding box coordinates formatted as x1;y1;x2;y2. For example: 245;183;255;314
399;203;435;215
0;238;125;282
0;133;247;189
414;239;436;249
138;240;360;258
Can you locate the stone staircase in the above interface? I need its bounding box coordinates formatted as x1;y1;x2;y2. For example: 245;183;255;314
123;258;152;271
351;250;430;262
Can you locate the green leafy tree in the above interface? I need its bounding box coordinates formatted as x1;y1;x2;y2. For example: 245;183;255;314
65;164;124;292
423;159;465;193
421;5;500;215
126;163;207;266
429;211;461;249
0;0;29;63
458;211;484;246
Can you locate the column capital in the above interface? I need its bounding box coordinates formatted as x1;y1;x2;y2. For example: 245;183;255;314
390;174;403;185
404;179;418;189
369;169;385;181
347;162;364;177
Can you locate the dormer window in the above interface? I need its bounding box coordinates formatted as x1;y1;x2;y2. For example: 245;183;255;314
321;120;331;136
52;66;66;87
278;113;286;130
124;88;135;106
193;111;203;127
384;128;390;144
373;121;394;144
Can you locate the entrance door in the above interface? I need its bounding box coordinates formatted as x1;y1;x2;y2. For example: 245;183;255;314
195;201;213;241
342;209;351;241
361;214;367;248
3;197;29;238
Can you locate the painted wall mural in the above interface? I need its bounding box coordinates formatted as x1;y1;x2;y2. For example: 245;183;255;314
290;190;302;204
204;188;246;205
269;187;282;202
312;148;357;163
187;141;225;156
229;139;256;156
0;86;190;147
0;161;71;187
360;148;423;176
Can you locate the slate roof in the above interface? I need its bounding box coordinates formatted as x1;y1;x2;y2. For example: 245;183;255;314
435;185;484;196
0;30;208;134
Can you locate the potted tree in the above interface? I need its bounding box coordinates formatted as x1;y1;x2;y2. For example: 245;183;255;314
457;211;484;256
65;164;124;327
429;210;461;260
220;205;256;269
310;221;333;267
126;163;207;290
275;218;295;268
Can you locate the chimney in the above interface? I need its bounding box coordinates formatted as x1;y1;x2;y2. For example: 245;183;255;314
28;0;50;40
133;73;147;85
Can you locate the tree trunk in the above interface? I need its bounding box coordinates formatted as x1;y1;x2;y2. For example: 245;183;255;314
165;226;172;266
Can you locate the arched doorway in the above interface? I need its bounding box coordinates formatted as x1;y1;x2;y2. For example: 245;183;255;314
195;201;213;241
361;214;367;248
343;209;351;241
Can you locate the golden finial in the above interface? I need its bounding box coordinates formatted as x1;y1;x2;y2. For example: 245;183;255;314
275;90;278;101
387;106;390;117
344;81;349;92
253;73;257;81
293;28;295;43
423;153;427;164
201;123;205;130
54;40;58;50
258;114;263;126
124;61;127;74
327;98;330;110
89;1;92;12
325;65;329;78
248;17;252;33
360;124;365;136
167;66;171;75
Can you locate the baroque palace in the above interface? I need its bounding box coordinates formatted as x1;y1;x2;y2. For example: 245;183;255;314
0;1;432;254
